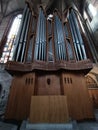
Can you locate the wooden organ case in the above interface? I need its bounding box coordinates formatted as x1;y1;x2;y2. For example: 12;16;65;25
5;1;94;121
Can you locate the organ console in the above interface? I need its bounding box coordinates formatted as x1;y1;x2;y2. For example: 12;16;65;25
5;0;94;121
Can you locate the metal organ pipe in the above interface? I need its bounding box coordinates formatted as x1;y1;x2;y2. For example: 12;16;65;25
70;13;82;60
16;7;30;62
55;16;61;60
12;4;28;61
47;20;54;62
42;10;46;61
71;9;87;60
68;14;79;60
34;7;46;61
63;23;74;60
54;21;59;60
39;8;43;60
38;8;42;60
70;11;83;60
12;5;88;64
54;13;66;61
19;8;29;60
12;4;31;62
21;11;31;62
34;8;41;60
59;18;66;60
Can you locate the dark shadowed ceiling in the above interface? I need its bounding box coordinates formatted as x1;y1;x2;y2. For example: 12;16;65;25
0;0;88;17
0;0;98;32
0;0;98;17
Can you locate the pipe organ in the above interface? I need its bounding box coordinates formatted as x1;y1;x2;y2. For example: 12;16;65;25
5;1;94;122
9;3;89;65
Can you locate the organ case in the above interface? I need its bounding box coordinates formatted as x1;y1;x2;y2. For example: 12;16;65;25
5;0;94;121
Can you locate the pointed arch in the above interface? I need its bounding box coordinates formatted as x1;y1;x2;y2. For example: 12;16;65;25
0;13;22;63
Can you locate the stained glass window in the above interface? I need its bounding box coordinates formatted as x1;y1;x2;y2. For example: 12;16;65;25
0;14;22;63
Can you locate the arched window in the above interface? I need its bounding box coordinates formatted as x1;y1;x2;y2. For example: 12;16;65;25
84;3;97;22
0;14;22;63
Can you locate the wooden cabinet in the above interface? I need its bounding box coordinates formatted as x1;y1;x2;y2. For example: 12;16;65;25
61;72;94;120
5;73;35;120
5;71;94;121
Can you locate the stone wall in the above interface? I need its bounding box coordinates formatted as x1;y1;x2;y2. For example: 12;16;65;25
0;64;12;116
0;16;11;42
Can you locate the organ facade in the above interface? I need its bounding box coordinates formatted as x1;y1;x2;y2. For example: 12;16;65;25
4;0;94;122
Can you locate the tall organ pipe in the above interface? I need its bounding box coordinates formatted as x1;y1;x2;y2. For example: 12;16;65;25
34;8;41;60
34;7;46;61
54;20;59;60
20;11;31;62
58;18;64;60
38;8;42;60
54;13;66;60
12;4;28;61
71;9;87;60
70;11;83;60
64;23;74;60
69;11;85;60
41;10;46;60
55;16;61;60
71;12;83;60
15;7;29;61
68;14;79;60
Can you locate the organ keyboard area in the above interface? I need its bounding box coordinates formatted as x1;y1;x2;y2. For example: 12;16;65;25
6;0;92;72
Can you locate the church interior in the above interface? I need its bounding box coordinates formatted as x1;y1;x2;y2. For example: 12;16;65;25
0;0;98;130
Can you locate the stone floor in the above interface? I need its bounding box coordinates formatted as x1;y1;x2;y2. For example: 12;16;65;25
19;120;98;130
0;120;98;130
0;121;17;130
0;109;98;130
19;109;98;130
78;122;98;130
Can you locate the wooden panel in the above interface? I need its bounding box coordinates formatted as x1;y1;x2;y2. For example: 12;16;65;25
5;73;35;120
61;72;94;120
29;96;69;123
88;89;98;108
36;73;61;95
29;96;49;123
49;96;69;123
